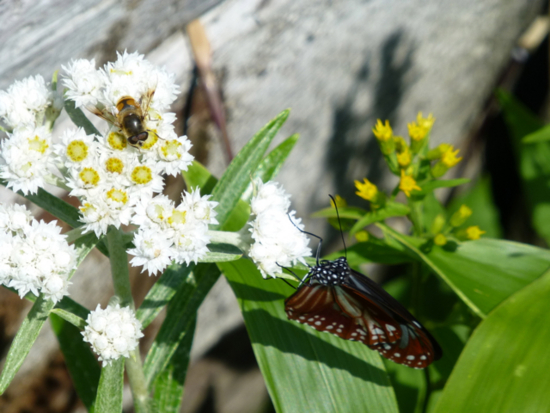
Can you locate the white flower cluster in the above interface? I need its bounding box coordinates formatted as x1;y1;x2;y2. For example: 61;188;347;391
0;203;76;303
81;304;143;365
0;75;55;128
0;52;194;235
249;180;311;278
128;188;218;275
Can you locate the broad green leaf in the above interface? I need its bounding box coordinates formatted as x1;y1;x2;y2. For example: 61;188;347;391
64;99;101;136
380;224;550;317
210;109;289;229
143;263;220;386
50;313;100;411
350;202;411;236
418;179;470;194
152;318;196;412
324;237;411;266
181;160;218;195
448;176;502;238
433;268;550;413
497;89;550;244
136;263;195;328
0;296;56;393
242;133;300;201
220;259;399;413
523;123;550;143
94;358;124;413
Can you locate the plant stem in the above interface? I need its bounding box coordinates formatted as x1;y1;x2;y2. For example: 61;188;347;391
106;227;151;412
126;348;151;413
408;200;424;236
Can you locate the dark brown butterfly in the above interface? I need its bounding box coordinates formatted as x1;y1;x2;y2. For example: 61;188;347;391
284;256;442;369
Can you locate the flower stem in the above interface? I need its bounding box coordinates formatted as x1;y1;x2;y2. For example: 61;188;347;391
125;348;151;413
106;227;151;412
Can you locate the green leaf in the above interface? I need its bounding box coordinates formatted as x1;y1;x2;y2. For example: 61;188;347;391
50;308;87;329
181;160;218;195
199;243;243;262
64;99;101;136
350;202;410;236
523;123;550;143
418;178;470;194
136;263;195;328
143;263;220;386
210;109;289;229
152;318;196;412
0;295;55;393
242;133;300;201
497;89;550;244
311;206;368;220
220;259;399;413
50;313;100;410
380;224;550;317
433;268;550;413
94;358;124;413
324;237;411;266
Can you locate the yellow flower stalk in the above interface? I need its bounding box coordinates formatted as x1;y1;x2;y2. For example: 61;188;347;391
434;233;447;246
355;178;378;202
399;170;421;197
466;226;486;240
450;205;472;227
373;119;393;142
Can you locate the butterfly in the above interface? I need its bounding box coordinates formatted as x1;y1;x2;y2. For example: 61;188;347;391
284;256;442;369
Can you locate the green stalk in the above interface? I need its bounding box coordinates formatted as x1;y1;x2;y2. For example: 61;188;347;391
106;227;151;413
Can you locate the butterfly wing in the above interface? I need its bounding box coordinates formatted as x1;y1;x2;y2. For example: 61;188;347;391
285;284;362;338
343;269;442;367
284;269;442;368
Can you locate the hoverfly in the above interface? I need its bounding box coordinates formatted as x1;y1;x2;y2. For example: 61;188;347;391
87;88;157;148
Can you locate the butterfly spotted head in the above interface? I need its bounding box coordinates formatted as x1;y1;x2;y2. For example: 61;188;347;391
308;257;350;286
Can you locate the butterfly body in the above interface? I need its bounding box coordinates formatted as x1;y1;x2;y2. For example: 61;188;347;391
285;257;442;369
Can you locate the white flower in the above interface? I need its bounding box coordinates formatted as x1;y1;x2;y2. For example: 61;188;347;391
153;135;193;176
179;187;218;225
78;185;136;236
0;205;76;303
53;127;99;170
251;180;291;216
172;222;211;265
0;125;55;194
131;194;174;230
0;75;53;128
0;203;33;233
62;59;105;108
249;180;311;278
82;304;143;365
128;228;175;276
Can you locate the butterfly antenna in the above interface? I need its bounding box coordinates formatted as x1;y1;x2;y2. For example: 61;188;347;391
287;214;322;266
276;263;310;289
329;195;347;258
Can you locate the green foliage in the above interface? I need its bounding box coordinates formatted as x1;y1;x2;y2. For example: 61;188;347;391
4;103;550;413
